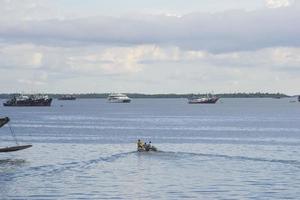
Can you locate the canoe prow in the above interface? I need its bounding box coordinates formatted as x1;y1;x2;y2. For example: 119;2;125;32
0;145;32;153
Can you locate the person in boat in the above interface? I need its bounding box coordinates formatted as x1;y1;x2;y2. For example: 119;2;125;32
145;142;154;151
145;141;152;151
137;139;144;149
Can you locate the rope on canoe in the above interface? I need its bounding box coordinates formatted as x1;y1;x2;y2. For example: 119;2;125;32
8;123;19;146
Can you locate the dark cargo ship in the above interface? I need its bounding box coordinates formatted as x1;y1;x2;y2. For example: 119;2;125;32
3;94;52;106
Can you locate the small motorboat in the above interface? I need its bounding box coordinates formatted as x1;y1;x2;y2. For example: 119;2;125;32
137;145;158;152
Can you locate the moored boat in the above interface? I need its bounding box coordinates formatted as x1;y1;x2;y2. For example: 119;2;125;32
58;95;76;100
3;94;52;106
188;94;219;104
107;93;131;103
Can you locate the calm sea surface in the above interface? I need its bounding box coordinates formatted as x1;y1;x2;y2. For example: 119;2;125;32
1;98;300;199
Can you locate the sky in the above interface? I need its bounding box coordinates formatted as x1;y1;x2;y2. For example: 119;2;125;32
0;0;299;94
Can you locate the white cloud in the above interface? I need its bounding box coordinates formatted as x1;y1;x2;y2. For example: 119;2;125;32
265;0;294;8
0;0;60;21
1;42;299;94
1;43;300;75
0;44;43;69
17;79;45;86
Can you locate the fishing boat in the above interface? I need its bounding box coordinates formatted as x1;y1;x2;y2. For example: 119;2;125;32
188;94;219;104
3;94;52;106
107;93;131;103
0;117;32;153
58;95;76;100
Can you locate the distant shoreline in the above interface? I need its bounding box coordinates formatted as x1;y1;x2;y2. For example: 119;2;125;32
0;93;292;99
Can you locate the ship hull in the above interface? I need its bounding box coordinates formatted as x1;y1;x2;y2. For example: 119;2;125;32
108;99;131;103
3;99;52;106
58;97;76;100
188;97;219;104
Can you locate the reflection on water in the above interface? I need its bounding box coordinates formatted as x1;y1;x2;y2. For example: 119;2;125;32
0;158;27;179
0;159;26;166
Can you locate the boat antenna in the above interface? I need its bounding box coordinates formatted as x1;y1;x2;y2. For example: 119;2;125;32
8;123;19;145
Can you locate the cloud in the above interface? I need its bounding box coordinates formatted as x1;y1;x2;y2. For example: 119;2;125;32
17;78;45;86
0;5;299;53
0;43;43;69
1;42;299;77
0;0;60;21
0;1;299;93
265;0;294;8
0;42;299;93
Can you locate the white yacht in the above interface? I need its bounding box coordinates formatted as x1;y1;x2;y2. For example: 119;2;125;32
107;93;131;103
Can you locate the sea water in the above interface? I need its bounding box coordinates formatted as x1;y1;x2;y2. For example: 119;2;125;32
0;98;300;199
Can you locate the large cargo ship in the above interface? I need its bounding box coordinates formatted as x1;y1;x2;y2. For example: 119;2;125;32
3;94;52;106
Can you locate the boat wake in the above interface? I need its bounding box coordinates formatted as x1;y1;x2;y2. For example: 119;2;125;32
5;150;300;180
157;151;300;168
8;151;137;179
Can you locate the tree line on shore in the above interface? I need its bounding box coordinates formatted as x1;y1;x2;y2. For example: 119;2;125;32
0;92;290;99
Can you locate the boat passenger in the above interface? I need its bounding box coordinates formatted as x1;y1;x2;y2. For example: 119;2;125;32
145;142;152;151
137;139;144;149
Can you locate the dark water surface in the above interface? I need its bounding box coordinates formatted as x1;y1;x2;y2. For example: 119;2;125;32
1;98;300;199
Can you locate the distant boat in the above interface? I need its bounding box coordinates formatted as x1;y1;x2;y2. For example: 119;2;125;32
107;93;131;103
58;95;76;100
298;96;300;102
3;94;52;106
188;94;219;104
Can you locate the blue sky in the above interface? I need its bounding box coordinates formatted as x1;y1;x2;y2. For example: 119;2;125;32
0;0;299;94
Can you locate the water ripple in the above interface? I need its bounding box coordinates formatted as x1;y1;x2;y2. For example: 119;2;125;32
160;151;300;168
